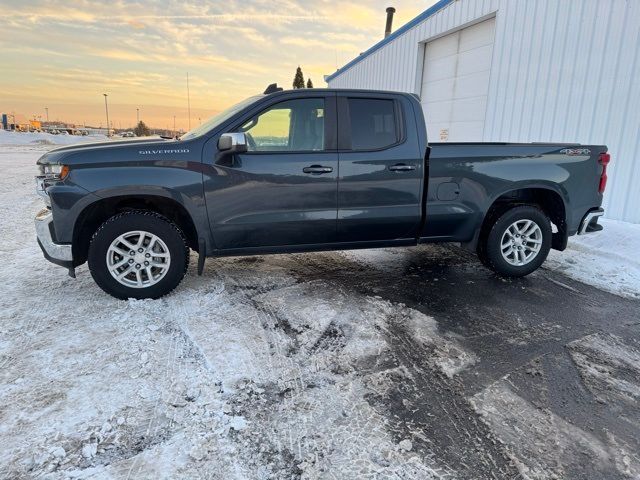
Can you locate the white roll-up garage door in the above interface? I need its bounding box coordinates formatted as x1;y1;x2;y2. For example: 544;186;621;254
420;17;496;142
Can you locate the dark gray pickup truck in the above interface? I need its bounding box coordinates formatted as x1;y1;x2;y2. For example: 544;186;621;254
35;86;609;299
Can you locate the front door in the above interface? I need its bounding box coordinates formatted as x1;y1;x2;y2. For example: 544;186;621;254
203;95;338;250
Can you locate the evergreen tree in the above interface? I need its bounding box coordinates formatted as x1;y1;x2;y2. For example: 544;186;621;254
134;120;151;137
293;66;305;89
306;78;314;88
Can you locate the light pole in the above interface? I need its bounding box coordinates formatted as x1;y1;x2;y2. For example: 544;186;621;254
173;115;176;138
186;72;191;130
45;107;49;123
136;108;139;125
103;94;110;137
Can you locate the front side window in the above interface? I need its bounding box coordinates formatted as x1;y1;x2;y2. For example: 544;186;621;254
239;98;325;152
348;98;399;150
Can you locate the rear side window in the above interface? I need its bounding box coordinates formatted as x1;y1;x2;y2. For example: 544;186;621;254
348;98;399;150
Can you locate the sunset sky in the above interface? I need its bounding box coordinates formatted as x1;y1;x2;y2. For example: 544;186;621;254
0;1;434;131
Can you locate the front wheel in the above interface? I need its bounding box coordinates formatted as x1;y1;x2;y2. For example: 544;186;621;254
480;205;552;278
88;211;189;299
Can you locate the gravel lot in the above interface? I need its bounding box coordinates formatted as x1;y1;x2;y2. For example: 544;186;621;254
1;143;639;479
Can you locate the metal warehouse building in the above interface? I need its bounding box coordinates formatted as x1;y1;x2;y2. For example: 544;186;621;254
326;0;640;223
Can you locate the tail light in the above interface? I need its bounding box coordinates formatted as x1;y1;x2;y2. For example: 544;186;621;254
598;152;610;194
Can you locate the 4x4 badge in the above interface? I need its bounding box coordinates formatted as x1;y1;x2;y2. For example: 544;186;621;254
560;148;591;156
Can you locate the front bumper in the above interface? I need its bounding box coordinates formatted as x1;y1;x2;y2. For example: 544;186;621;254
35;208;73;267
578;208;604;235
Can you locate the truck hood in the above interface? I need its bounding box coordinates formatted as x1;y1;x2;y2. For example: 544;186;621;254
48;136;167;154
37;137;181;166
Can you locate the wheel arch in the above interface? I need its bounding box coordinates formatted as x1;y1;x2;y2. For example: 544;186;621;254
474;187;568;254
72;194;200;266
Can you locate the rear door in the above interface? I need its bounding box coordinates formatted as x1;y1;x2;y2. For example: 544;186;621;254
337;93;423;242
204;93;339;249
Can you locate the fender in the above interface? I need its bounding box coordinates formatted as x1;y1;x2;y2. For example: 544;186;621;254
52;163;213;252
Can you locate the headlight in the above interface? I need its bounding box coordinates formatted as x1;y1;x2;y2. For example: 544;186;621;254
35;164;69;206
41;164;69;179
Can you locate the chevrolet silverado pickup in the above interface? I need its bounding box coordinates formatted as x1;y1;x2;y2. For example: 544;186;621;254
35;86;609;299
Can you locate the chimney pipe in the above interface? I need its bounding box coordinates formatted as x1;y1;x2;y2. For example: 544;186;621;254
385;7;396;38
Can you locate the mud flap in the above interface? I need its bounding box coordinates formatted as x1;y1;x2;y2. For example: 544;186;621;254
552;229;568;251
197;238;206;276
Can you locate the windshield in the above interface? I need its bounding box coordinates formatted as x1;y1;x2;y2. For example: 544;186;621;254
180;95;263;141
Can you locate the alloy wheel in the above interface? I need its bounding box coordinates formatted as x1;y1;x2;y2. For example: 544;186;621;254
106;230;171;288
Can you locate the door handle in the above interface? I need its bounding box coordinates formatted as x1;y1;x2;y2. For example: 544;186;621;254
303;165;333;174
389;164;416;172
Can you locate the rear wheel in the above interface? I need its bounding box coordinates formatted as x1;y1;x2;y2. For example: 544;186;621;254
480;205;552;277
88;211;189;299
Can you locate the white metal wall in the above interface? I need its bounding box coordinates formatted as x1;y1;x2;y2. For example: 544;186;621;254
327;0;640;223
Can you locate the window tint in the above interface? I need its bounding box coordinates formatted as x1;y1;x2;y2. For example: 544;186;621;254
348;98;398;150
239;98;325;152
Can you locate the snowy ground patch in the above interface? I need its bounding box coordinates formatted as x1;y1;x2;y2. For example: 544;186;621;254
0;130;108;146
546;219;640;299
472;381;640;479
569;334;640;407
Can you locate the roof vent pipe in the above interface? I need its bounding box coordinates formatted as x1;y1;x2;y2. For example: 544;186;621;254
385;7;396;38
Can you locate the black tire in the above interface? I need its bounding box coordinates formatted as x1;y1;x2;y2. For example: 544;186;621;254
88;211;189;299
480;205;552;278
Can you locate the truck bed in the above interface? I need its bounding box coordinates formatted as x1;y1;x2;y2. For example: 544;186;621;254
423;142;607;243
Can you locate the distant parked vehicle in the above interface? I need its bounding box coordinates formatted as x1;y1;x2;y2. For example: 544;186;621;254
34;86;609;299
121;132;136;138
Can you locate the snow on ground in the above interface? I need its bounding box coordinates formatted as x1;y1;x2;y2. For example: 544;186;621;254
0;130;108;146
546;219;640;299
1;143;639;479
470;332;640;479
471;380;640;479
569;333;640;408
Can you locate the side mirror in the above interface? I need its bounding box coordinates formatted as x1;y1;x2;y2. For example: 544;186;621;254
218;133;248;154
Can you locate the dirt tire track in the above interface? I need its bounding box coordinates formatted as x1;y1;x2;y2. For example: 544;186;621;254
211;264;312;476
369;315;521;479
278;252;521;478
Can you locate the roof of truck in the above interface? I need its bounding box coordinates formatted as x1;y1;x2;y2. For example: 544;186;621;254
265;88;418;98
